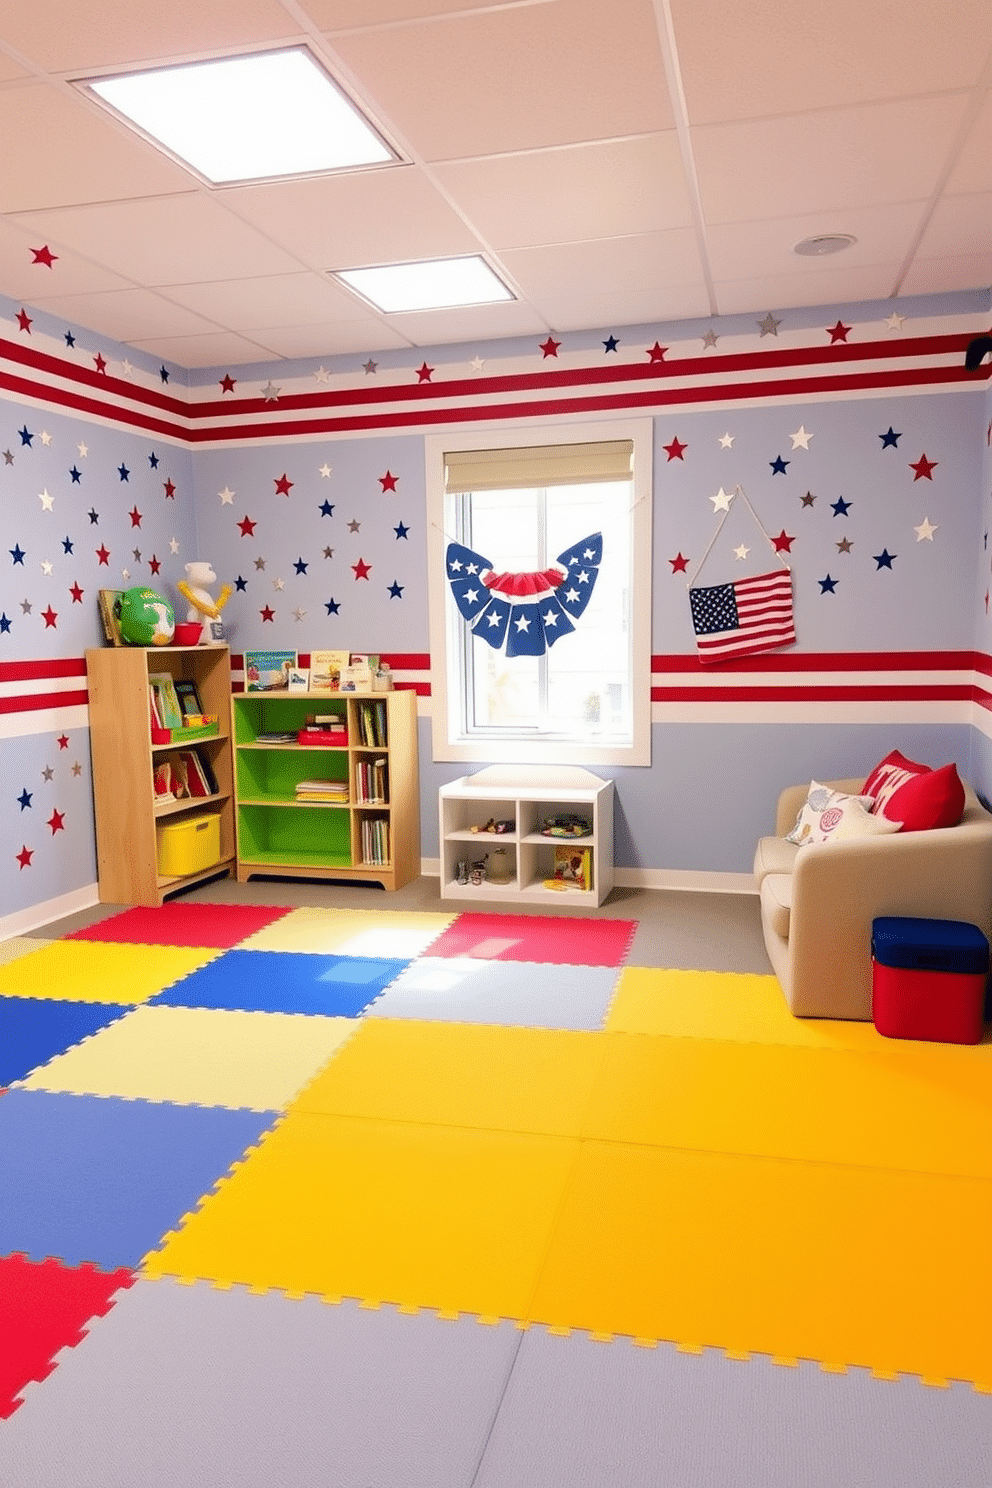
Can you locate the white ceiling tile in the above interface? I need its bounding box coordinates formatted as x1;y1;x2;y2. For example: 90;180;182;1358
127;331;281;367
158;271;364;327
712;264;898;317
219;167;482;269
245;320;412;357
0;84;194;213
303;0;499;27
0;49;31;80
432;135;692;250
670;0;992;125
915;193;992;258
900;251;992;296
501;230;704;300
946;93;992;194
535;284;713;331
705;202;929;280
693;96;969;224
10;194;305;284
382;299;550;346
0;0;298;71
0;219;132;296
21;288;221;340
329;0;673;159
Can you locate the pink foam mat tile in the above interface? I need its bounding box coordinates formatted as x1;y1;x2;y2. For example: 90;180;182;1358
66;903;294;950
429;913;637;968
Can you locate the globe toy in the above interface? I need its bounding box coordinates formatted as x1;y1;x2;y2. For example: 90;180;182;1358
114;587;175;646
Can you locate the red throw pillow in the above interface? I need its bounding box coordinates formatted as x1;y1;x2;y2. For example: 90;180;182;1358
863;750;965;830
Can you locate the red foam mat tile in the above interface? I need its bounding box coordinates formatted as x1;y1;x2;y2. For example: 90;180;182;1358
429;913;637;968
0;1253;135;1418
66;903;294;950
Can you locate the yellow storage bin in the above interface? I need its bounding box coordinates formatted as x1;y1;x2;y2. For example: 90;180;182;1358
156;812;221;877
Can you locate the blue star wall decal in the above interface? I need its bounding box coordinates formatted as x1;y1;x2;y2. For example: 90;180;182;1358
319;500;335;517
831;497;852;516
603;335;619;352
294;558;308;574
394;522;409;540
88;509;99;524
388;581;404;599
10;544;26;564
69;466;82;483
819;574;838;593
159;365;170;383
62;537;73;553
118;464;130;481
770;455;790;474
18;426;33;445
873;549;896;568
64;330;75;347
148;451;159;468
0;613;11;633
18;788;32;809
325;598;341;615
234;576;248;591
879;427;902;448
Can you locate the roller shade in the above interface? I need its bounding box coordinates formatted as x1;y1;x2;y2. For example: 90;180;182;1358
444;439;634;494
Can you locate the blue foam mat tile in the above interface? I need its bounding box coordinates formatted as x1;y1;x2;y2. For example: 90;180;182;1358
151;948;410;1017
0;1277;522;1488
473;1327;992;1488
0;1089;277;1271
366;957;621;1030
0;998;132;1086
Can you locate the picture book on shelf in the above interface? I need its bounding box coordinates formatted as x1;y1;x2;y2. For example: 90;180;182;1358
287;667;310;692
308;650;350;691
148;673;184;730
173;677;204;720
245;650;297;691
549;844;591;892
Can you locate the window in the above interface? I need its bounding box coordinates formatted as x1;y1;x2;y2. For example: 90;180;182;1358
426;419;652;765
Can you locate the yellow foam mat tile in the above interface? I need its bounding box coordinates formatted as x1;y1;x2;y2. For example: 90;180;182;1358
144;1110;579;1321
0;936;53;964
290;1019;607;1138
239;907;456;955
607;967;992;1054
529;1140;992;1384
17;1004;359;1110
583;1033;992;1178
0;940;218;1003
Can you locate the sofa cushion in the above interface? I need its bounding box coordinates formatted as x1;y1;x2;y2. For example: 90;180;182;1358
863;749;965;831
784;782;886;847
754;835;799;882
760;873;793;940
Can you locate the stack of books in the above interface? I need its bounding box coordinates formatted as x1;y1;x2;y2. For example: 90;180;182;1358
361;816;390;865
355;757;388;804
294;778;348;804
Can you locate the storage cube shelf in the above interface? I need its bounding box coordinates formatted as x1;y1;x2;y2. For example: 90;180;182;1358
231;689;419;891
439;766;614;906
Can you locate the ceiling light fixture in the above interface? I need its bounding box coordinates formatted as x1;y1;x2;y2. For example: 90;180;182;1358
333;256;515;314
81;48;395;184
793;234;857;257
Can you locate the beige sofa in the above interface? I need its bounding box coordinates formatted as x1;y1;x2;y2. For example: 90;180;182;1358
754;777;992;1019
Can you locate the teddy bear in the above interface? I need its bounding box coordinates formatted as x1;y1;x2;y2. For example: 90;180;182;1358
175;561;233;644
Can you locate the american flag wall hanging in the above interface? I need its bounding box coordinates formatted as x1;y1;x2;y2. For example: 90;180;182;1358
446;533;602;658
687;488;795;665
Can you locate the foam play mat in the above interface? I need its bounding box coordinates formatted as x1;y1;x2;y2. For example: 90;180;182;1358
3;899;992;1473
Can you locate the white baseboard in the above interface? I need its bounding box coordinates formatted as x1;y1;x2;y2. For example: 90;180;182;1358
0;883;101;941
421;858;755;895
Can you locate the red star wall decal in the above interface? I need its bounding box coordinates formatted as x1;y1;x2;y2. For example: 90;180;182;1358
827;320;851;343
352;558;372;581
910;453;938;480
669;552;690;573
69;582;84;603
128;506;142;527
16;845;33;870
379;470;399;492
57;734;69;748
539;337;561;358
48;809;66;833
646;342;668;362
163;479;176;499
16;308;32;332
260;605;275;622
31;245;58;267
663;436;688;461
148;556;161;574
274;474;294;496
771;530;796;552
93;353;107;373
42;606;58;628
219;374;236;393
416;362;434;382
237;516;257;537
95;544;110;565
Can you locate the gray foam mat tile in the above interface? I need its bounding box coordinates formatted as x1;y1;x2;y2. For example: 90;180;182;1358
366;956;620;1029
472;1327;992;1488
0;1277;522;1488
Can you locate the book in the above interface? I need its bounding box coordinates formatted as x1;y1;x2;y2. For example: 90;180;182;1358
173;677;204;720
176;748;216;797
245;650;297;691
97;589;126;646
287;667;310;692
148;673;184;730
550;844;591;892
309;650;350;692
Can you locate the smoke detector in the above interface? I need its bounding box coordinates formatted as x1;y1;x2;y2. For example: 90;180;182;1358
793;234;857;257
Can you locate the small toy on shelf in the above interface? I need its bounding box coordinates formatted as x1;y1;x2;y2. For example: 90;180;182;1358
541;814;591;837
469;855;488;885
175;562;233;645
470;818;515;834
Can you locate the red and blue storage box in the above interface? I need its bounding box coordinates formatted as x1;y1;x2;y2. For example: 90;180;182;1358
871;916;989;1044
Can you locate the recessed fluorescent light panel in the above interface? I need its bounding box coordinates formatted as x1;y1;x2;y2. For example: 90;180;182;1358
83;49;394;184
334;257;515;313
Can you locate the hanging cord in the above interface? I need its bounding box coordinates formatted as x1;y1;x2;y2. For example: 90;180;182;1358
685;484;791;589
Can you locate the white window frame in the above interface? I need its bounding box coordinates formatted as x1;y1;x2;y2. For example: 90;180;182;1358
426;417;653;766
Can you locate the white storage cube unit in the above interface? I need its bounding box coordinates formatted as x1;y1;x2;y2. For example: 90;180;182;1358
439;765;614;906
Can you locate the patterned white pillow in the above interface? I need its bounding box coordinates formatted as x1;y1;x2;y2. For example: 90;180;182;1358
784;781;900;848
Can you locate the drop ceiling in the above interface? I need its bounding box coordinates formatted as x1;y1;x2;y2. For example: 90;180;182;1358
0;0;989;369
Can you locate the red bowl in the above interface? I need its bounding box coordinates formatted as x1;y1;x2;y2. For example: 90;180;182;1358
173;622;202;646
